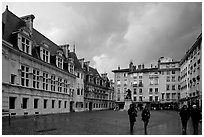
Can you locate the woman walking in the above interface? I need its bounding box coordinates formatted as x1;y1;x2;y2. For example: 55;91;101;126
141;106;151;135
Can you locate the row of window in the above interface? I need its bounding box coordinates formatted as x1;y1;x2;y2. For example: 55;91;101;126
161;93;180;100
166;76;177;82
9;96;68;110
166;84;178;91
16;65;74;95
19;35;75;74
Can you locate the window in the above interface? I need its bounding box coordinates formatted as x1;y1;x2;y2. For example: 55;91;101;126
43;72;49;90
166;64;170;68
77;88;80;95
162;93;165;100
52;100;55;108
58;78;62;92
117;96;120;101
64;101;67;108
155;96;158;102
41;48;49;63
77;73;80;78
33;69;40;89
155;88;158;93
51;75;56;91
81;88;83;95
57;56;63;69
44;99;47;109
9;97;16;109
69;64;74;74
134;97;137;101
34;99;38;109
58;100;61;108
166;84;170;90
149;96;153;102
172;85;175;90
21;65;29;87
117;80;120;85
172;76;176;82
64;79;68;93
172;70;175;74
22;98;28;109
117;89;120;94
149;88;153;94
178;93;180;99
166;76;170;82
172;93;176;99
139;97;143;102
166;93;170;100
139;88;142;94
10;74;16;84
133;88;137;94
21;36;31;54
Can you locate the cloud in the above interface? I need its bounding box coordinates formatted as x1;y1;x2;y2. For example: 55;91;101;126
2;2;202;80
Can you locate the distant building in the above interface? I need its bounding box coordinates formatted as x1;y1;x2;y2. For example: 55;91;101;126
2;7;76;116
112;34;202;110
179;34;202;108
83;62;114;111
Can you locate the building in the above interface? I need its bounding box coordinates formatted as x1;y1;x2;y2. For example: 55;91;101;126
112;67;130;109
179;34;202;108
112;58;181;110
2;7;77;116
83;62;113;111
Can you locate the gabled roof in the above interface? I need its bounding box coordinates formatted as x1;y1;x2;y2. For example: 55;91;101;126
69;52;83;71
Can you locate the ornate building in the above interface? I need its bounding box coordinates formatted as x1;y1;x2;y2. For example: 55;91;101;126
2;7;76;116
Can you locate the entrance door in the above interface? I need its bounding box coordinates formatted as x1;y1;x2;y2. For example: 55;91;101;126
70;101;74;112
89;102;92;111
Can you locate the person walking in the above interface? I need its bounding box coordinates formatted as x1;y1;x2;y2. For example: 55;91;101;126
128;104;137;134
141;106;151;135
179;105;190;134
190;104;201;135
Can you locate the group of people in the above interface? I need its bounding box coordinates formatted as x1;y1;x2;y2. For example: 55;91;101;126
128;103;201;135
128;104;150;134
179;104;202;135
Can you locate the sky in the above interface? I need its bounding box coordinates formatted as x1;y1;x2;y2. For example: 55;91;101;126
2;2;202;80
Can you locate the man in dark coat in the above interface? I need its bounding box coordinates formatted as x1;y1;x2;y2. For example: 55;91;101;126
191;104;201;135
179;105;190;134
128;104;137;133
141;106;151;135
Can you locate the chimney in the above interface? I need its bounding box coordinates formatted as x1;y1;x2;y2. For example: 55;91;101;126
20;14;35;34
129;61;133;72
138;65;141;69
79;58;85;69
84;61;90;71
59;44;70;58
133;66;136;71
151;64;153;68
142;64;144;69
118;66;120;70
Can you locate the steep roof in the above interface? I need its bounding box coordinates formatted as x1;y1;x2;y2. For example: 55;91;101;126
89;67;101;77
69;52;83;71
2;7;26;43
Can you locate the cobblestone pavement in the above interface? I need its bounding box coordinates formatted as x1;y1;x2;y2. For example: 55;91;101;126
2;110;202;135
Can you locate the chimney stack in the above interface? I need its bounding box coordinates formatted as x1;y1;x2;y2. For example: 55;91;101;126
21;14;35;34
79;58;85;69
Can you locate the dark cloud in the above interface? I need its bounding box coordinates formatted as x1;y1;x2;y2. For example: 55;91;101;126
2;2;202;79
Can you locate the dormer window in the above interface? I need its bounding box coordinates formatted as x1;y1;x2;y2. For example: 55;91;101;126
56;56;63;69
19;35;31;54
40;47;50;63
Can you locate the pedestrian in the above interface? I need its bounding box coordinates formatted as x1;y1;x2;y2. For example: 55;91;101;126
141;106;150;135
190;104;201;135
128;104;137;133
179;105;190;134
